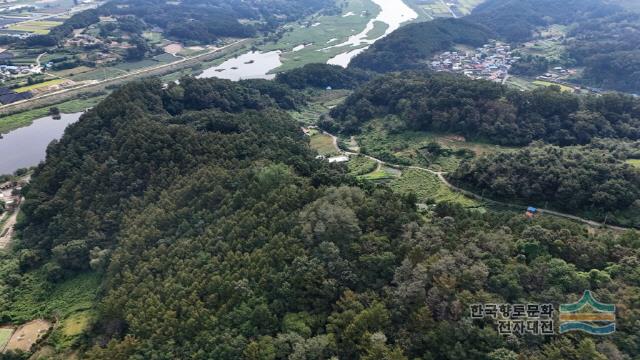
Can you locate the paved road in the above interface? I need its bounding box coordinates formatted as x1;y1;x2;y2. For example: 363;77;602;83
0;39;250;115
324;130;632;231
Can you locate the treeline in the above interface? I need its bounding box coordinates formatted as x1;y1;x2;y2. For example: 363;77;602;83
350;18;492;72
450;145;640;225
327;72;640;146
275;63;371;90
567;12;640;93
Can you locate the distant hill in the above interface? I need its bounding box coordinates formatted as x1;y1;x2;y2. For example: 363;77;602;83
349;18;493;72
468;0;619;42
327;71;640;146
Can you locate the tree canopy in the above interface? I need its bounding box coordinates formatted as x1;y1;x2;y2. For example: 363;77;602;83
328;71;640;146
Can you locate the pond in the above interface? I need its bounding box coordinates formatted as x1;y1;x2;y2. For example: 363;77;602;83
197;50;282;81
0;112;81;175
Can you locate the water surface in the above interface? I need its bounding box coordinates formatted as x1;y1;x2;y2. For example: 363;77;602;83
0;112;81;175
327;0;417;67
197;51;282;81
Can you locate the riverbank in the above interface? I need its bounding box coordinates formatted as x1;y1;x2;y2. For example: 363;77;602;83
0;96;104;135
0;113;81;175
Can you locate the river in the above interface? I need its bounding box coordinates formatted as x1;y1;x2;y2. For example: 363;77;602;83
327;0;418;67
198;0;417;79
0;112;81;175
197;51;282;81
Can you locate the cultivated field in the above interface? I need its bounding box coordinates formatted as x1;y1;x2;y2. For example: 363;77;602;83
309;132;339;156
389;168;481;207
4;319;51;352
6;20;62;35
0;327;13;351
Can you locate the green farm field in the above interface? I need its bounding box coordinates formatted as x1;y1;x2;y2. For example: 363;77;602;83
389;168;481;207
0;328;13;351
309;132;339;156
356;119;511;171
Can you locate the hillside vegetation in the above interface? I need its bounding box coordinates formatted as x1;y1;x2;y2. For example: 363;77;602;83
328;72;640;146
350;18;492;72
2;76;639;359
450;145;640;226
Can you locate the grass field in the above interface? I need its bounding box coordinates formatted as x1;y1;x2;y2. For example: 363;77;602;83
0;328;13;351
289;90;351;124
532;80;574;93
3;271;100;323
359;166;400;181
626;159;640;168
14;79;65;93
7;20;62;34
143;31;164;44
348;155;378;175
389;168;481;207
51;65;94;78
0;95;105;134
62;311;92;337
309;132;339;155
357;119;509;171
412;0;482;18
364;21;389;40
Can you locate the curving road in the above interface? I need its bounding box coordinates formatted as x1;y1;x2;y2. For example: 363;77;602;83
324;131;631;231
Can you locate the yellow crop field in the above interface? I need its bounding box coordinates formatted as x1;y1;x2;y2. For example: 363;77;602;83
7;20;63;35
14;79;65;93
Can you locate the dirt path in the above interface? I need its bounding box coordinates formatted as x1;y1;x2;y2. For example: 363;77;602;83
0;206;19;250
325;131;632;231
35;52;47;68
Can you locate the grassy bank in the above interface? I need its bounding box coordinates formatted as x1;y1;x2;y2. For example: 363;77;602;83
0;96;105;134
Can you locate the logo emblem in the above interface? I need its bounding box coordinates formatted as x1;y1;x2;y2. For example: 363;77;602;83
559;290;615;335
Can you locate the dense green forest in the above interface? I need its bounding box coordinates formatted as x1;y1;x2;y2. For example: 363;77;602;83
566;12;640;93
327;72;640;146
0;76;639;359
468;0;618;42
4;0;335;47
350;18;492;73
275;63;371;90
450;145;640;226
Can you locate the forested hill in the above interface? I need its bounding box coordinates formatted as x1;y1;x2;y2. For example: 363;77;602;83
450;145;640;227
15;77;344;275
467;0;620;42
327;72;640;146
349;18;492;73
3;76;639;359
21;0;335;47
